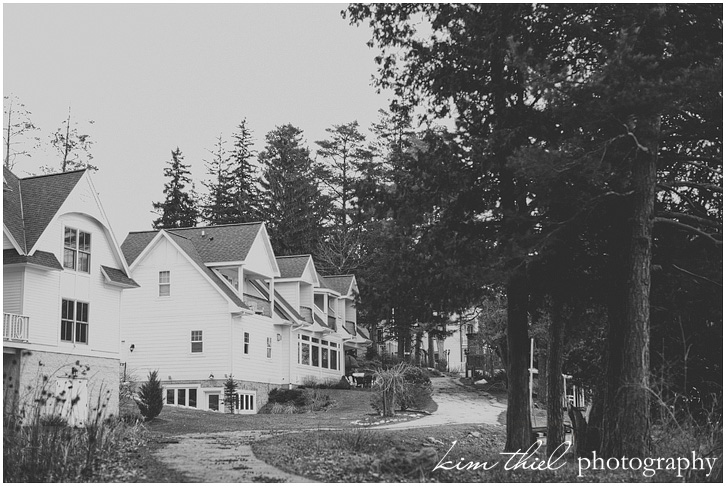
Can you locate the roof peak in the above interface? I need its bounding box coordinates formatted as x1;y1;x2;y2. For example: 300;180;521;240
18;169;86;180
276;254;312;259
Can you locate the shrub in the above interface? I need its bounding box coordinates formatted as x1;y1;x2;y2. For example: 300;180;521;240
268;388;306;407
302;388;332;412
223;376;238;413
135;370;163;421
436;359;448;373
399;366;433;411
301;375;318;388
371;363;409;417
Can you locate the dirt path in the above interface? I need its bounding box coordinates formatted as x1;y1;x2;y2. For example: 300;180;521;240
153;375;506;481
154;430;309;483
372;375;507;430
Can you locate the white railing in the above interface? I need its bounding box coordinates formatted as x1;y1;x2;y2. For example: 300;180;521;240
3;313;29;342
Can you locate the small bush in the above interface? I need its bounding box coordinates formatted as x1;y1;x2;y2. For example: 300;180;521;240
268;388;306;407
135;370;163;421
223;376;238;414
301;376;318;388
302;388;332;412
269;402;297;414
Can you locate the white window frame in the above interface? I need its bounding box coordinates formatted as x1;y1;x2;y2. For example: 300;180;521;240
235;391;256;414
243;332;250;355
63;227;91;273
191;330;203;353
159;271;171;297
165;386;200;408
266;337;272;359
60;299;89;344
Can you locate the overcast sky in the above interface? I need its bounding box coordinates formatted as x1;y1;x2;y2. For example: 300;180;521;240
4;3;391;241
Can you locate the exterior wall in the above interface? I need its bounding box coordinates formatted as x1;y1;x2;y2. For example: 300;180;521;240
3;267;24;315
122;237;233;383
244;231;276;278
161;378;273;413
231;314;287;387
4;232;17;250
276;282;299;310
300;283;313;308
5;212;123;360
4;347;119;423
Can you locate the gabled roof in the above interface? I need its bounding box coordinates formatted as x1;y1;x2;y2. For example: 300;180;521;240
321;275;356;297
3;248;62;270
3;167;86;254
276;255;312;279
2;167;86;254
122;223;263;266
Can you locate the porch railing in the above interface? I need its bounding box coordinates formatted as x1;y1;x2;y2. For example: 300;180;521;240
4;313;29;342
242;293;272;318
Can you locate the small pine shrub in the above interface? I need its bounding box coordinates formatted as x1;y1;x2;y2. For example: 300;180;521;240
135;370;163;421
223;376;238;414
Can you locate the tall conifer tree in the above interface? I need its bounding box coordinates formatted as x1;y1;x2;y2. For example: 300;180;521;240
152;147;199;229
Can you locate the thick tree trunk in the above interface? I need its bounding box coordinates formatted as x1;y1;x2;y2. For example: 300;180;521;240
602;116;659;458
546;297;566;455
505;267;533;451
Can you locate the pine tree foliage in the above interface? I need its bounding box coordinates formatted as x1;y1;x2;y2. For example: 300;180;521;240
152;147;199;229
258;124;329;255
201;135;237;225
228;119;260;223
136;370;164;421
223;375;237;414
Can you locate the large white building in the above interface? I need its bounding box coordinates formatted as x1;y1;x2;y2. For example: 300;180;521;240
120;223;367;413
3;167;138;425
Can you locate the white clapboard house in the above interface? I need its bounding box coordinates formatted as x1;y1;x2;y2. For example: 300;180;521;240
3;167;138;425
120;223;367;413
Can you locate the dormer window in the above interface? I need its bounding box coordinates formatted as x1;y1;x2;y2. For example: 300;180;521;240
63;227;91;273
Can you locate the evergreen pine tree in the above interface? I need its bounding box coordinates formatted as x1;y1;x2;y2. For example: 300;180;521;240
258;124;330;255
152;147;199;229
223;375;238;414
201;135;237;225
136;370;164;421
228;119;260;223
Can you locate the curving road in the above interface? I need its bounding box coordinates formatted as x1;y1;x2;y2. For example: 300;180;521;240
373;375;507;430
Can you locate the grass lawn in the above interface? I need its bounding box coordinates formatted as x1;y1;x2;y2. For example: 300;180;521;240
139;387;422;436
252;424;719;483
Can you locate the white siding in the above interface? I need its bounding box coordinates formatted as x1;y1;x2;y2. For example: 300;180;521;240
3;268;24;314
245;230;276;278
300;283;313;309
123;237;234;381
231;314;287;386
275;282;299;311
4;232;17;250
23;268;61;347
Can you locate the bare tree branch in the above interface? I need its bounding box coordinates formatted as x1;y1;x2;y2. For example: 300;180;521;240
671;264;722;288
654;217;722;246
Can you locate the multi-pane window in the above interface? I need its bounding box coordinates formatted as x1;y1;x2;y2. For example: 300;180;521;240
377;328;384;342
191;330;203;353
159;271;170;297
235;392;255;412
266;337;272;358
298;334;339;370
63;227;91;272
60;299;89;344
166;388;198;408
243;332;250;354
